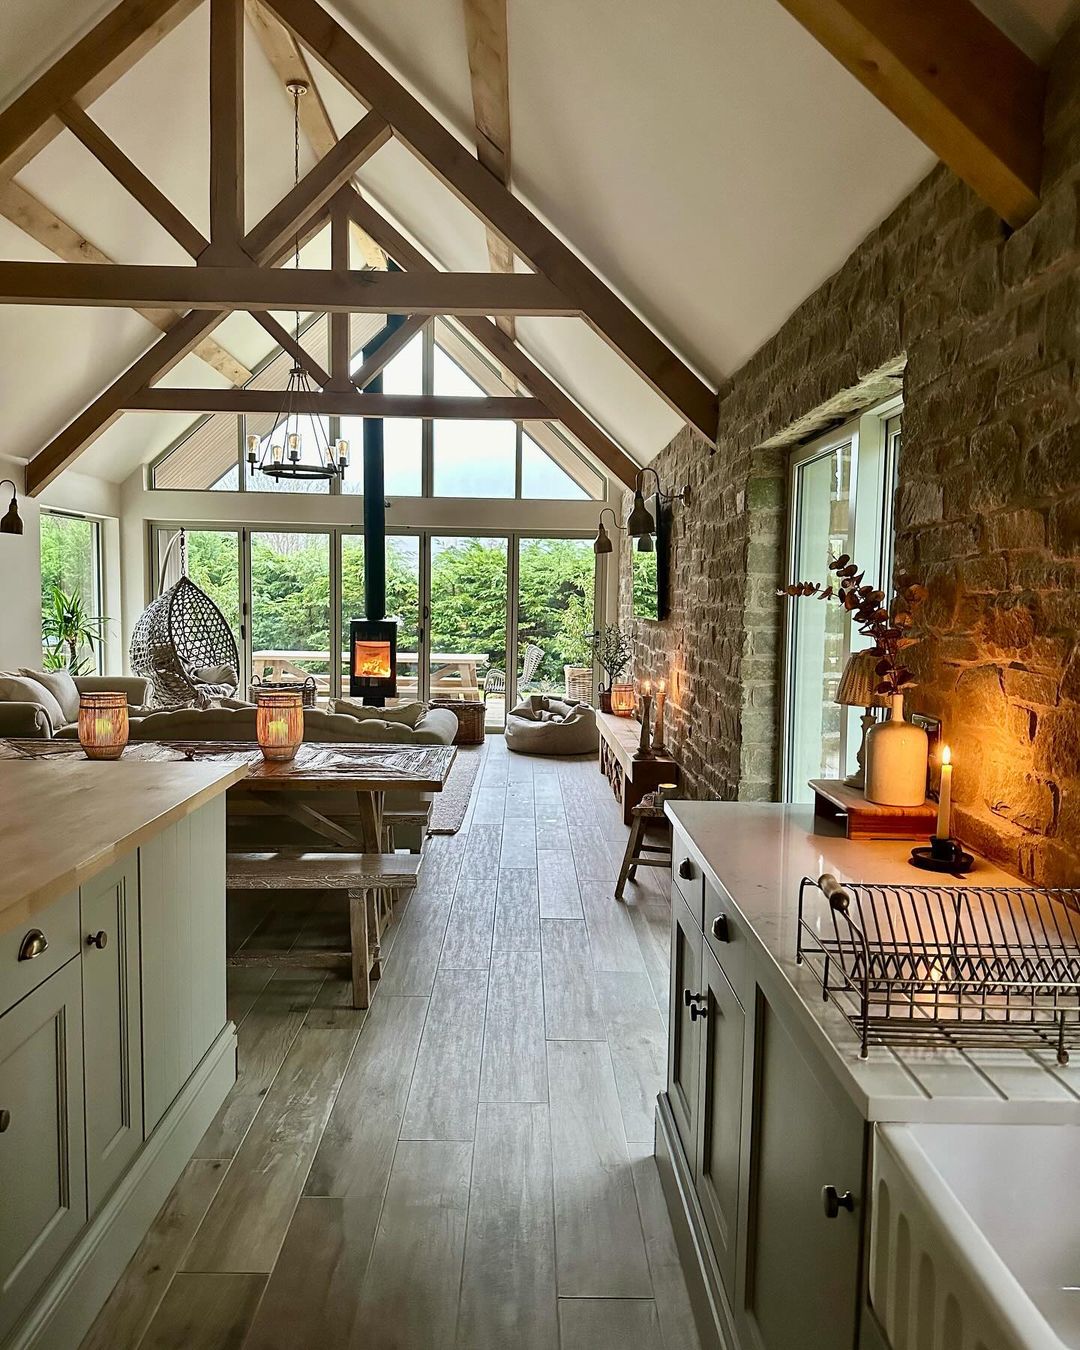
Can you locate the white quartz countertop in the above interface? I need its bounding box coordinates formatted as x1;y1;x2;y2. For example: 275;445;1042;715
666;801;1080;1124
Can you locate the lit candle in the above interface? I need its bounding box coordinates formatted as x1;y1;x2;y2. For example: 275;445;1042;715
652;679;666;751
936;745;953;839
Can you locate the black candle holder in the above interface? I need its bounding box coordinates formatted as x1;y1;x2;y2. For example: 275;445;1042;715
910;835;974;874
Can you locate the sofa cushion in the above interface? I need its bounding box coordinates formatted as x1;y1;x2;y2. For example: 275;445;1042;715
19;667;80;723
332;698;425;728
0;674;66;731
125;703;458;747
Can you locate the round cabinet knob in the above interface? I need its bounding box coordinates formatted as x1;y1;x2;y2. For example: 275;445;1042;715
711;914;730;943
0;1108;10;1133
678;858;694;880
822;1185;855;1218
17;929;48;961
86;930;109;950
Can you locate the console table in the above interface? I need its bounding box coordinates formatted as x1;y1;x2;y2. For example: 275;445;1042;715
595;709;679;825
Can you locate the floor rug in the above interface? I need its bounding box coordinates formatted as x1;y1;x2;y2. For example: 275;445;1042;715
429;743;485;834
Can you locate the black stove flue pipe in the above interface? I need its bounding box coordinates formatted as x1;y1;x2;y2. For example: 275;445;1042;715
362;296;407;626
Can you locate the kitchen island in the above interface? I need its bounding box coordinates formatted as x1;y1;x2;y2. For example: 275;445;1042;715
659;801;1080;1350
0;758;247;1350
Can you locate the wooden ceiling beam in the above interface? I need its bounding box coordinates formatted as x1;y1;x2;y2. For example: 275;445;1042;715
208;0;245;254
0;261;576;314
126;388;549;417
0;179;250;385
328;191;351;388
773;0;1045;226
0;0;202;183
26;202;334;495
463;0;516;340
59;102;209;257
245;0;387;269
253;311;331;385
243;109;391;260
348;194;641;488
262;0;719;441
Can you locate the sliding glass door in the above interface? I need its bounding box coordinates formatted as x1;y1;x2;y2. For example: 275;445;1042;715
339;533;421;705
249;531;332;696
516;537;595;699
428;535;508;729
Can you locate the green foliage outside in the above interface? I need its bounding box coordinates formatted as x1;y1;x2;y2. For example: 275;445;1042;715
40;514;106;672
182;531;595;692
632;547;659;620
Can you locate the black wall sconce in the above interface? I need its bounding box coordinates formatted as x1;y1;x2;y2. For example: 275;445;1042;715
0;480;23;535
593;466;690;555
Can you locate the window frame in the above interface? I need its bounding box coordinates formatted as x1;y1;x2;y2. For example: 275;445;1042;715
779;397;902;802
40;508;105;675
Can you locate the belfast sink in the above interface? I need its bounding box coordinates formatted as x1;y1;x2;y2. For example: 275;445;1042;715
870;1121;1080;1350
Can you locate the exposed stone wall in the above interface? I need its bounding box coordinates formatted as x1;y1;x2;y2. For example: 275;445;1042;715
621;21;1080;885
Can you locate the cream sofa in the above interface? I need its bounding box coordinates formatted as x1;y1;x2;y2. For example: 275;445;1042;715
0;671;150;738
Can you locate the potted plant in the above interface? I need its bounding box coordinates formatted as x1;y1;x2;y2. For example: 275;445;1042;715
779;556;929;805
589;624;633;713
42;585;109;675
561;594;594;701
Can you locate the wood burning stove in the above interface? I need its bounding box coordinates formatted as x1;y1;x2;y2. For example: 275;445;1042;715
349;619;397;703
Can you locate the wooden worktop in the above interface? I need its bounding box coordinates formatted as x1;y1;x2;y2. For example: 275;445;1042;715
0;758;249;936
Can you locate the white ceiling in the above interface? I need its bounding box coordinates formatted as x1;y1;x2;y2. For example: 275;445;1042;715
0;0;1076;484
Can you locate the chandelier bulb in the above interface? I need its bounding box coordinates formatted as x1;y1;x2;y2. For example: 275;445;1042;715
271;443;283;464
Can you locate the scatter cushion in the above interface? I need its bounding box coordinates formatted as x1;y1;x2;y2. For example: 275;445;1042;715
332;698;426;728
19;667;80;723
193;665;238;686
0;674;66;730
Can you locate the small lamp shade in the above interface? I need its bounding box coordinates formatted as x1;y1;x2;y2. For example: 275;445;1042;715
78;692;129;760
610;682;636;716
256;690;304;762
626;490;655;538
836;650;891;709
593;520;613;554
0;480;22;535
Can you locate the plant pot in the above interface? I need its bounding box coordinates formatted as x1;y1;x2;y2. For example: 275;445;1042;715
865;694;928;806
598;688;613;714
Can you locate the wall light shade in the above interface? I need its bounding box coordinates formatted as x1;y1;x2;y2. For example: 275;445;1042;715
0;480;22;535
593;520;613;554
256;690;304;762
78;692;129;760
636;532;655;553
626;489;656;538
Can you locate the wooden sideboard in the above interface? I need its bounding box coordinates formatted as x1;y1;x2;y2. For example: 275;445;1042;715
595;709;679;824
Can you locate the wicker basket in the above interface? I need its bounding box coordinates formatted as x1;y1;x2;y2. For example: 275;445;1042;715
564;665;593;703
429;697;486;746
248;675;318;709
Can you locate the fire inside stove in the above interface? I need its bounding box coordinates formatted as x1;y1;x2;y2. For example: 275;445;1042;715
349;619;397;701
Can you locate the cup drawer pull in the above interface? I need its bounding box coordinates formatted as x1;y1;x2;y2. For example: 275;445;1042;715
711;914;730;943
677;858;694;881
17;930;48;961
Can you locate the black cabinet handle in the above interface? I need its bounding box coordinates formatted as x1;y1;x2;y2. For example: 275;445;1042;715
711;914;730;943
822;1185;855;1218
0;1109;10;1133
86;931;108;950
689;1002;708;1022
683;989;707;1021
678;858;694;880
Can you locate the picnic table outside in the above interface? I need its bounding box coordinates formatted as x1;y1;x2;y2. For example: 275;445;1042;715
251;650;489;700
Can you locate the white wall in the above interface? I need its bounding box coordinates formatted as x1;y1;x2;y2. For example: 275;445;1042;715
0;454;122;672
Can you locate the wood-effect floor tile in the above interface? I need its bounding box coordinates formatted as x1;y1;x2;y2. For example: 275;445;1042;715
629;1145;704;1350
353;1140;473;1350
401;967;487;1140
480;949;546;1103
500;817;537;867
558;1297;664;1350
492;868;540;951
440;877;497;970
547;1039;652;1298
80;1159;226;1350
184;1025;359;1273
458;822;502;879
455;1103;557;1349
537;850;583;920
375;889;452;996
597;971;669;1148
581;880;647;973
137;1272;265;1350
541;920;603;1042
569;825;619;881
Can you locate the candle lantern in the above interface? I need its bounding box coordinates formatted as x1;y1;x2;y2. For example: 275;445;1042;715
78;692;129;760
256;690;304;762
610;683;636;717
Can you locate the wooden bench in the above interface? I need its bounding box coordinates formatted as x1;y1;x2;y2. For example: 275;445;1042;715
381;803;432;853
225;851;420;1009
596;709;679;826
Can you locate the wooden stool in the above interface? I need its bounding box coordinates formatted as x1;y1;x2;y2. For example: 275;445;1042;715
380;804;433;854
225;851;420;1008
615;801;671;900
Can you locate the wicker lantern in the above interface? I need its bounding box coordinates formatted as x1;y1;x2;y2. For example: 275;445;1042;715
256;690;304;762
78;692;129;760
610;683;636;716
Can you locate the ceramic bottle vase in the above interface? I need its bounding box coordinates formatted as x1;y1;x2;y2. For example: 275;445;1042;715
864;694;928;806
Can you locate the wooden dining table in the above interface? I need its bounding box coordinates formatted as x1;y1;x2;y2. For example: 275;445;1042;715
0;739;456;853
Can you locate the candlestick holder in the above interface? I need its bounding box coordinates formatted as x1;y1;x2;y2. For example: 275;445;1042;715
634;694;653;760
909;835;974;874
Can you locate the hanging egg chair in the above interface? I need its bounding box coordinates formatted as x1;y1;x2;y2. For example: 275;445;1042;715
129;530;240;708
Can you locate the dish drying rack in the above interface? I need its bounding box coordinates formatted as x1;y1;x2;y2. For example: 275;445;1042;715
796;874;1080;1063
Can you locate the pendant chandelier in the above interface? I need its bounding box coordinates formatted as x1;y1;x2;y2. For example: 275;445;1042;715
247;79;349;482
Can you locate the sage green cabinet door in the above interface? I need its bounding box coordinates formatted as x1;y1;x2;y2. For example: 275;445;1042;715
742;994;865;1350
81;855;142;1214
694;946;744;1295
667;892;704;1160
0;960;87;1343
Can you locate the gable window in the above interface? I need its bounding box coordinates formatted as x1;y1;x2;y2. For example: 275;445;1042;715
780;402;900;802
149;320;604;500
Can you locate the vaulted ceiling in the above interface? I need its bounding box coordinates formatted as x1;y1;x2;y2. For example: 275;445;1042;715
1;0;1077;486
